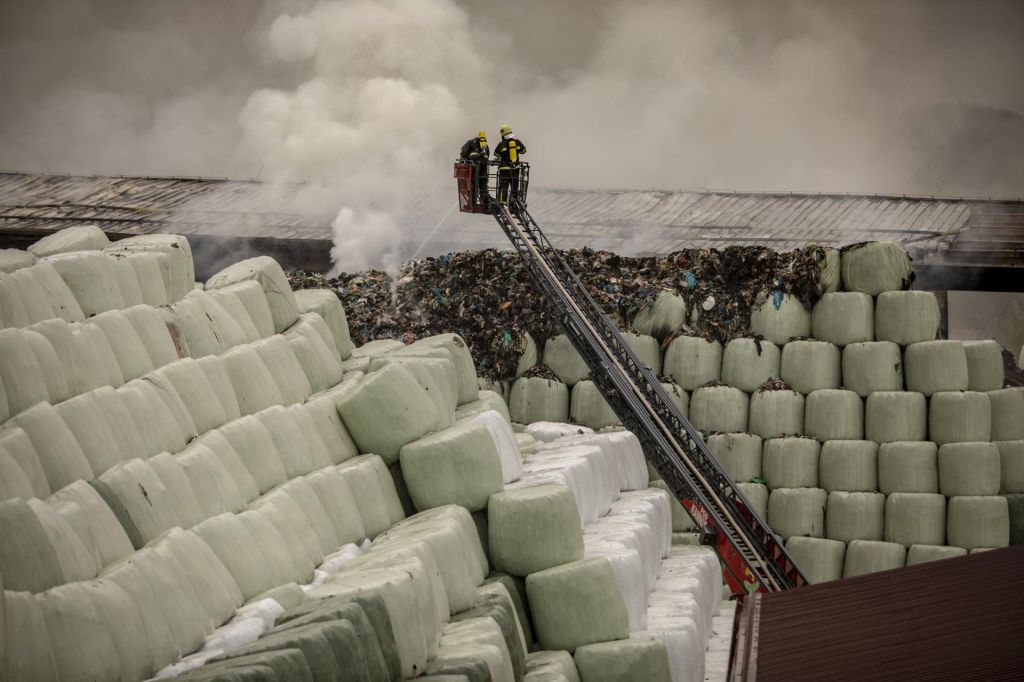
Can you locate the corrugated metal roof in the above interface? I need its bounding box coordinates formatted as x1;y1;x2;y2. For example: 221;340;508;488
729;545;1024;681
1;171;1021;265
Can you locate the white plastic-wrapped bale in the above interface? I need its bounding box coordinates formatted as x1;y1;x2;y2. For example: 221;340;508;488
54;390;131;476
542;335;589;386
336;363;438;465
169;295;224;358
947;496;1009;549
962;340;1005;392
215;416;288;495
205;287;260;344
865;391;927;443
721;338;780;393
29;225;110;257
840;242;913;296
878;441;938;494
303;393;359;465
780;340;840;395
0;441;36;502
842;539;906;577
842;341;903;397
525;557;629;652
662;335;722;390
335;455;402;538
570;380;621;430
21;261;86;322
988;388;1024;441
825;491;884;543
904;340;969;396
820;249;842;297
254;406;319;479
73;321;126;388
0;427;50;499
196;356;242;424
220;345;284;416
660;382;689;419
0;497;86;592
938;442;1001;496
400;420;503;512
819;440;878;492
215;280;276;339
689;385;748;433
120;251;170;307
286;314;345;391
883;493;945;547
997;440;1024;493
805;389;863;441
369;355;455;430
94;458;184;548
0;247;36;273
738;482;768;520
509;377;569;424
121;304;180;368
106;235;195;302
0;329;50;416
153;358;229;435
488;484;583;577
108;253;145;307
767;487;826;539
707;432;763;483
205;255;298;333
45;251;124;316
8;401;94;492
574;639;672;682
762;437;819;489
750;292;811;346
460;409;522;484
189;289;250;349
455;389;511;424
90;309;155;381
874;291;940;346
649;479;696;532
631;291;686;339
7;267;56;326
293;288;353;359
811;292;873;346
748;387;804;439
621;332;662;375
906;544;968;565
25;319;86;398
18;333;69;409
412;334;479;405
785;536;845;583
929;391;992;445
525;650;580;682
0;272;30;328
252;335;313;405
192;512;282;602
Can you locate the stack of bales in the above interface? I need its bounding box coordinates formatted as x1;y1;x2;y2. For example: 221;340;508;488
0;227;725;682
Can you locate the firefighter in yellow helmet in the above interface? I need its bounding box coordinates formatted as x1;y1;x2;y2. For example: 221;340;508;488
459;130;490;205
494;123;527;205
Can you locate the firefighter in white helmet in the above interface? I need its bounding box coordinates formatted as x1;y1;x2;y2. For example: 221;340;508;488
494;123;527;205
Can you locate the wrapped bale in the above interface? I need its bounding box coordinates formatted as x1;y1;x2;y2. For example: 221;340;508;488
412;334;479;405
109;254;144;307
293;288;353;359
840;242;913;296
0;497;87;592
998;440;1024;493
220;345;284;416
780;340;841;395
400;420;504;512
542;335;589;386
938;442;1000;496
805;389;863;441
865;391;927;443
8;401;94;492
119;252;170;307
631;291;686;339
19;262;85;323
707;432;763;483
884;493;946;547
45;251;125;316
0;329;50;416
121;304;180;368
105;234;194;303
622;332;662;375
660;382;689;418
906;544;968;565
30;225;110;257
336;363;438;464
878;441;939;494
767;487;827;539
205;256;298;333
763;437;819;490
0;247;36;272
947;496;1009;549
929;391;992;445
489;484;583;577
904;340;968;396
7;268;56;326
525;558;629;652
570;380;621;430
0;427;50;499
0;444;36;502
826;491;884;543
649;479;696;531
811;292;874;346
574;639;672;682
874;291;940;345
785;536;845;583
721;338;780;394
843;539;907;577
370;355;457;430
689;385;748;433
750;293;811;346
514;332;539;376
662;335;722;391
987;388;1024;441
509;377;569;425
820;440;878;492
738;482;768;520
526;650;579;681
842;341;903;397
963;340;1005;392
252;335;312;405
748;387;804;439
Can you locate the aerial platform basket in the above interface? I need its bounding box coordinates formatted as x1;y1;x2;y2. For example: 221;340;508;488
453;160;529;213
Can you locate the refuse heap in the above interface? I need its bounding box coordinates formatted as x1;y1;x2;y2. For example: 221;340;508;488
290;245;832;380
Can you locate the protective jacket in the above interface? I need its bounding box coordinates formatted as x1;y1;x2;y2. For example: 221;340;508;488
494;135;527;166
460;137;490;161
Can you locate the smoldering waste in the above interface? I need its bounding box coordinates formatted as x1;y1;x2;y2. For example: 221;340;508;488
289;245;830;380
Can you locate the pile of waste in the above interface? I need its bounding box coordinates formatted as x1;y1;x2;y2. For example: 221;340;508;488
289;245;829;380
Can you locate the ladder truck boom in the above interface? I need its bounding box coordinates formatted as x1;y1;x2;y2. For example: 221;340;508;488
455;161;807;593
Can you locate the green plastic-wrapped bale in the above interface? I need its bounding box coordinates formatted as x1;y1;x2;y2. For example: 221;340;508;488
294;288;354;359
963;340;1005;392
819;440;878;493
707;432;763;483
526;558;629;652
762;437;819;490
997;440;1024;493
205;255;298;333
689;385;748;433
570;380;621;430
884;493;946;547
874;291;940;345
720;338;780;393
738;482;768;520
842;539;906;577
621;332;662;375
489;484;583;577
411;334;479;405
938;442;1000;496
842;341;903;397
750;293;810;346
662;335;722;391
988;388;1024;441
865;391;926;443
767;488;827;540
509;377;569;424
878;441;938;494
906;544;968;565
542;335;590;386
785;536;845;583
526;650;581;682
649;479;695;531
904;341;968;396
840;242;912;296
631;291;686;339
811;292;874;346
929;391;992;445
825;491;884;543
805;389;863;441
748;388;803;439
400;420;504;512
780;340;840;395
660;382;689;418
573;639;672;682
947;496;1009;549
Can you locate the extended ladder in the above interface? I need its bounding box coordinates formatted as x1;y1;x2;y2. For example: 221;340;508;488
492;199;808;594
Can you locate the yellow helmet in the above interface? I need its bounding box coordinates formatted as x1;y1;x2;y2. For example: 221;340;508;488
477;130;486;139
500;123;512;136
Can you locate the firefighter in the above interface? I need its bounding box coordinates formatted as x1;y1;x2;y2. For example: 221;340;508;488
494;123;527;205
459;130;490;205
